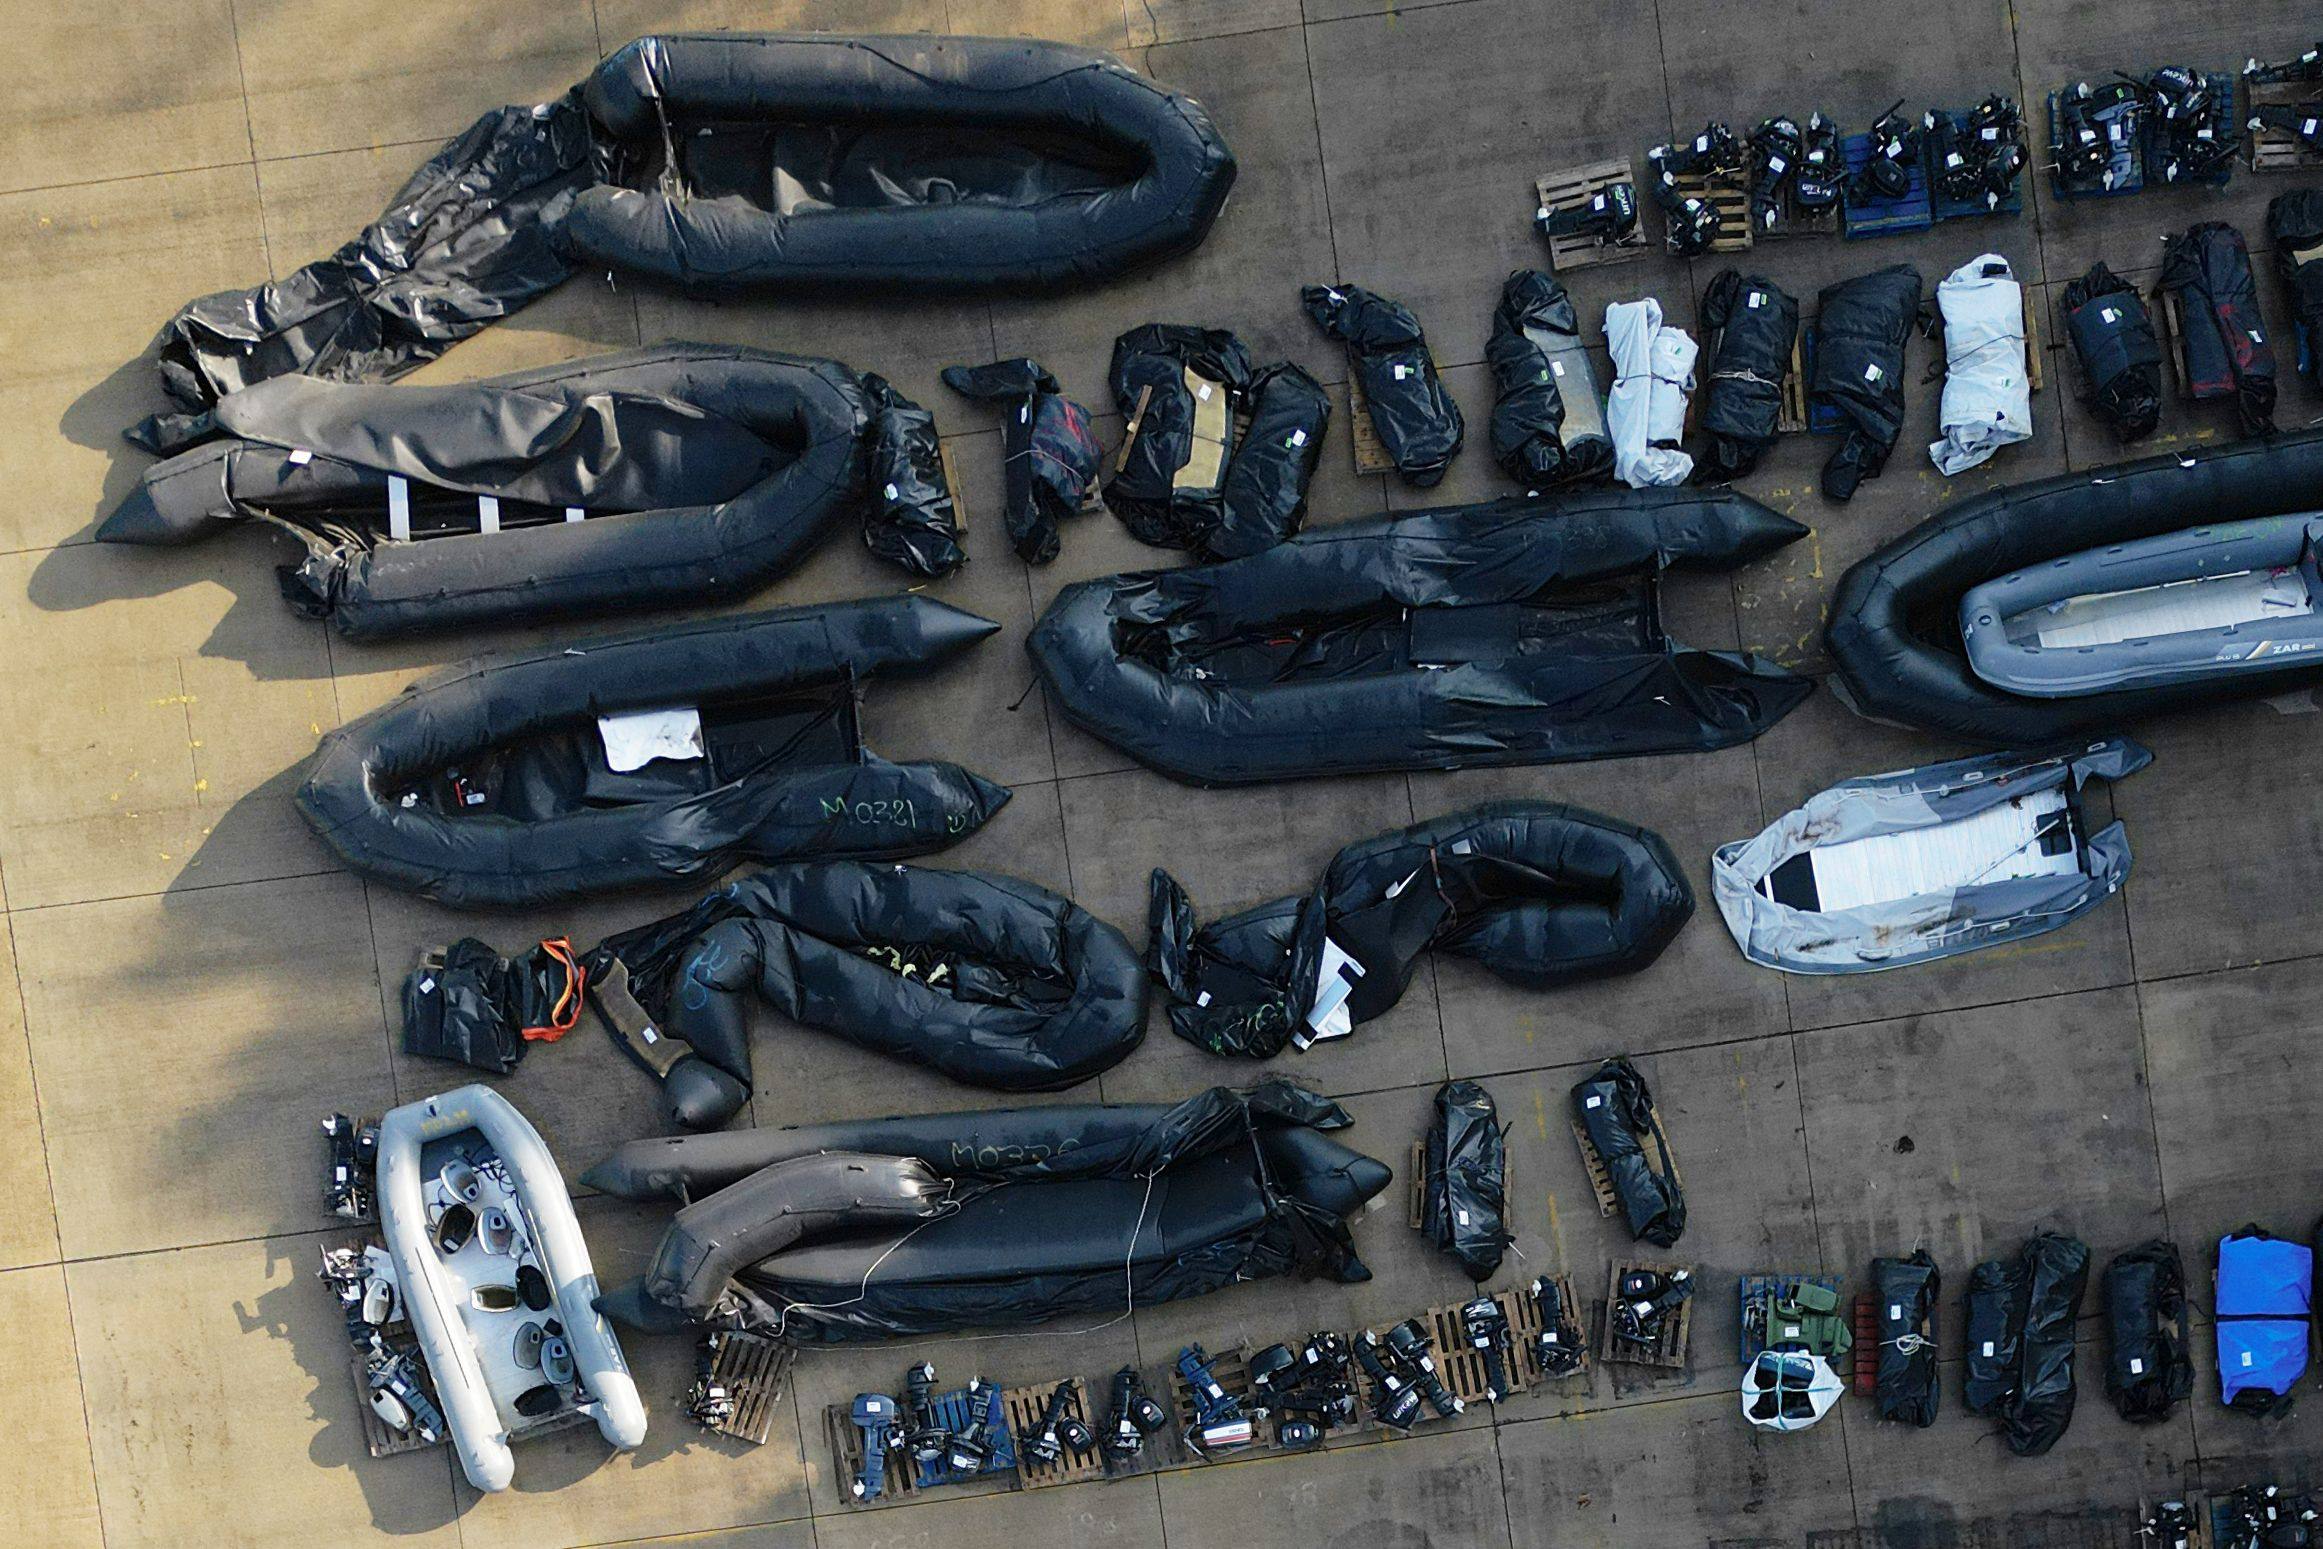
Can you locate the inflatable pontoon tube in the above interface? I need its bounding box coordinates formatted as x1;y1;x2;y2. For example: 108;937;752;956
297;597;1009;908
377;1085;644;1492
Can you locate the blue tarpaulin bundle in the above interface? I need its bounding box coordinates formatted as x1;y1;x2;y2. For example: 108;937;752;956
2215;1226;2312;1413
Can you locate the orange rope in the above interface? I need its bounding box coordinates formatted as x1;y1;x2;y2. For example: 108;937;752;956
520;938;586;1042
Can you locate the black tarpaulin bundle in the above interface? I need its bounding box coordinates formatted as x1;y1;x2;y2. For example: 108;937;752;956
565;34;1236;297
2267;190;2323;389
132;36;1237;440
1102;325;1330;559
1570;1056;1685;1247
1811;264;1922;501
401;938;585;1075
2161;221;2277;435
1302;283;1464;486
1027;488;1812;786
940;358;1102;564
1422;1079;1511;1280
1696;270;1800;482
2104;1239;2193;1424
581;1079;1393;1341
297;597;1010;909
130;98;595;453
1486;270;1613;489
102;346;962;639
1963;1231;2090;1456
1872;1250;1940;1426
1147;803;1693;1059
2061;263;2163;442
582;862;1149;1130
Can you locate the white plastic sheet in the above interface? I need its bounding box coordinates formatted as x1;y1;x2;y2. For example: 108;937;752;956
1930;254;2032;476
1606;299;1696;487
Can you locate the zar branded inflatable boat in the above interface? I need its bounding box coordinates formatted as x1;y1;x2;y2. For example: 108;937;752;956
1827;430;2323;741
1712;739;2149;974
297;598;1009;908
377;1085;643;1492
1026;489;1811;785
582;863;1149;1130
582;1080;1393;1342
131;35;1237;438
102;346;961;638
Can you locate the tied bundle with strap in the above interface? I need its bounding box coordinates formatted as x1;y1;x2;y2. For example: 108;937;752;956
2060;262;2163;442
1962;1231;2090;1456
1605;298;1697;488
1302;283;1462;486
1486;269;1613;489
940;358;1102;565
1929;255;2032;477
2161;222;2277;436
402;938;585;1075
2103;1238;2193;1424
1570;1055;1685;1247
1420;1079;1512;1280
2266;190;2323;390
1872;1251;1940;1426
1695;270;1798;483
1811;264;1922;502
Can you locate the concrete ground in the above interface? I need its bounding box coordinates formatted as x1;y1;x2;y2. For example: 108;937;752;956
5;0;2323;1545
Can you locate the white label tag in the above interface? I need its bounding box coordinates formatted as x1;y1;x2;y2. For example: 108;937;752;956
640;1025;659;1045
1981;126;1999;140
1888;1304;1902;1320
1769;156;1787;174
2100;306;2120;324
1449;839;1474;855
1747;292;1763;309
2306;118;2318;135
1195;991;1211;1007
1982;1341;1995;1357
476;495;500;535
1288;428;1308;447
2242;1351;2255;1367
1946;151;1965;167
1865;362;1884;382
2129;1358;2145;1375
1550;359;1566;375
883;482;899;502
387;476;411;543
1456;1209;1470;1226
564;506;585;523
1195;382;1212;401
417;976;436;995
1584;1094;1604;1109
2251;329;2266;343
1392;363;1411;381
287;448;313;466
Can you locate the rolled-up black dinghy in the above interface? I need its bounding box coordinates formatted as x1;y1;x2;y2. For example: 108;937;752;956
1827;429;2323;742
578;863;1148;1130
562;34;1236;296
298;597;1009;908
1571;1056;1684;1247
1149;803;1692;1057
102;346;962;638
1028;490;1811;785
1485;269;1612;489
583;1080;1393;1341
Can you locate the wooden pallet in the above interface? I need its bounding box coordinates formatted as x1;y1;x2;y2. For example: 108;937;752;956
826;1382;1016;1508
936;440;969;536
1570;1105;1682;1221
1002;1378;1105;1489
351;1345;442;1459
1737;1273;1847;1363
1112;384;1156;476
1533;157;1645;271
1663;168;1752;253
1839;131;1933;239
1167;1344;1259;1460
2248;78;2323;172
1601;1260;1693;1369
701;1331;792;1447
1345;362;1437;477
1418;1288;1536;1404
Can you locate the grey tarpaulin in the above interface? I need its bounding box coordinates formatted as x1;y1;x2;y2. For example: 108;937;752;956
1825;429;2323;742
1811;264;1921;501
297;597;1010;909
2060;263;2162;442
1695;270;1797;483
1102;325;1329;559
2161;221;2276;435
1571;1056;1684;1247
1421;1079;1512;1281
582;863;1149;1130
103;345;961;639
130;98;593;451
1026;489;1811;786
1710;739;2148;974
1605;298;1696;488
1485;270;1612;489
582;1080;1393;1342
1302;284;1462;486
940;358;1101;565
565;34;1236;297
1930;255;2031;476
1147;803;1693;1058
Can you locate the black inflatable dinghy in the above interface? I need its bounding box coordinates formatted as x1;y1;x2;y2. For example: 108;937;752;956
562;34;1236;296
1027;489;1811;785
1150;803;1692;1057
297;597;1009;908
1827;429;2323;742
584;1080;1393;1341
102;346;961;638
579;863;1149;1130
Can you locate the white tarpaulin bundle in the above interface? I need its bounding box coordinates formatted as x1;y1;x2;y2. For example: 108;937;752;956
1929;254;2032;476
1605;298;1697;487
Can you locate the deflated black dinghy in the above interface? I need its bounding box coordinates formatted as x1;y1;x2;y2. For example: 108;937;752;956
583;1080;1393;1341
102;346;961;638
1826;429;2323;742
297;598;1009;908
1149;803;1692;1057
561;34;1236;296
577;863;1148;1130
1026;490;1811;785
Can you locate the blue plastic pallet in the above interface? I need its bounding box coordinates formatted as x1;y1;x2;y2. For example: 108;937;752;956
1739;1272;1847;1362
908;1384;1017;1488
2140;70;2236;189
1839;132;1932;239
2047;88;2144;199
1923;106;2027;222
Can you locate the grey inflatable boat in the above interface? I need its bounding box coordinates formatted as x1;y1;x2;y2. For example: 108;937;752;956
1961;514;2323;698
